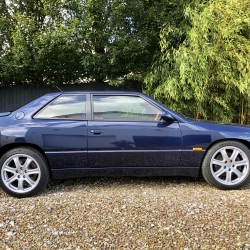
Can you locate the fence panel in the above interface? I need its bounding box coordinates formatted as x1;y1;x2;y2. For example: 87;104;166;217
0;83;117;112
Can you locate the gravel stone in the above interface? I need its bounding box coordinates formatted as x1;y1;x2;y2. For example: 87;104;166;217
0;176;250;249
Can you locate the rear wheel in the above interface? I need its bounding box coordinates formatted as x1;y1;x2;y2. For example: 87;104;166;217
0;147;49;198
202;141;250;189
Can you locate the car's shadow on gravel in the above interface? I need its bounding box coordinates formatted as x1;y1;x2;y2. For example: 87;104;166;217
1;176;249;198
40;175;250;197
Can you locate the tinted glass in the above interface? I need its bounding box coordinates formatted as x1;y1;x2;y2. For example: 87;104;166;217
35;95;86;120
93;95;161;121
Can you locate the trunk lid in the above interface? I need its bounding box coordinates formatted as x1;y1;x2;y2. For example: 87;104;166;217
0;112;11;117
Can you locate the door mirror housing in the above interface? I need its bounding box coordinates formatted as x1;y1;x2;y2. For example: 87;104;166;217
161;111;175;122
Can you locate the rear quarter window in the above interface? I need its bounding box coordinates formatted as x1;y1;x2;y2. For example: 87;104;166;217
34;95;86;120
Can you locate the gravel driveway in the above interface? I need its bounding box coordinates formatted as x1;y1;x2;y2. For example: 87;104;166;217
0;176;250;249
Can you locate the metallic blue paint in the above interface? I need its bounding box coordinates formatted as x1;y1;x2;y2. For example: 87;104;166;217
88;120;182;167
0;112;11;117
88;150;183;153
1;91;250;179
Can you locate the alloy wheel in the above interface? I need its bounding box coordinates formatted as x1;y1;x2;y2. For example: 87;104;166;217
210;146;249;186
1;154;41;193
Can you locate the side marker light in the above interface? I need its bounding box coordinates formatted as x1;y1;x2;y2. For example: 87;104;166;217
193;148;203;151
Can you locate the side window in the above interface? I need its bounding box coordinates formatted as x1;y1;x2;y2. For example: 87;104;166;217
93;95;161;121
35;95;86;120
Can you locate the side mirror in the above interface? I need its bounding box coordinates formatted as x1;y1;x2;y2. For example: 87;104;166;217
161;111;175;122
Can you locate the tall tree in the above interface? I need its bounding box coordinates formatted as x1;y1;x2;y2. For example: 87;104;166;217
145;0;250;123
0;0;170;86
0;0;83;85
78;0;171;84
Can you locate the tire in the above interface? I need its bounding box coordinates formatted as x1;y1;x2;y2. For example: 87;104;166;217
202;141;250;190
0;147;50;198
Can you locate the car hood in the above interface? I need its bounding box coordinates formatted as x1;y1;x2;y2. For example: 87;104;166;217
192;119;250;127
187;119;250;135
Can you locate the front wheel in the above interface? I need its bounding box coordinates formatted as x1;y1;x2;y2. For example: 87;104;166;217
202;141;250;189
0;147;50;198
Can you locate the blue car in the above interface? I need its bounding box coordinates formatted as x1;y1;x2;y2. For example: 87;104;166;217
0;91;250;197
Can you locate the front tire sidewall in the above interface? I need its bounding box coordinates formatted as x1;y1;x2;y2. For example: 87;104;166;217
0;147;49;198
202;141;250;190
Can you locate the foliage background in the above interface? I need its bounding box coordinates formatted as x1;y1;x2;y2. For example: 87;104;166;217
0;0;250;124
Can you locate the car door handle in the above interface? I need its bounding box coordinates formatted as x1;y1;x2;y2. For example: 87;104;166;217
90;130;103;135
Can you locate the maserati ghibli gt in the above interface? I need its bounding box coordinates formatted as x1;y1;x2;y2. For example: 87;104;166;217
0;91;250;197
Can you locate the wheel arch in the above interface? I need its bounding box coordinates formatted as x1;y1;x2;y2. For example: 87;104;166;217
199;138;250;173
0;143;51;174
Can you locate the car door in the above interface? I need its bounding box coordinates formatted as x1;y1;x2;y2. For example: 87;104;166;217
27;94;89;169
88;94;182;168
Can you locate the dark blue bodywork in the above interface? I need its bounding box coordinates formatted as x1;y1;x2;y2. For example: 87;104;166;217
1;91;250;179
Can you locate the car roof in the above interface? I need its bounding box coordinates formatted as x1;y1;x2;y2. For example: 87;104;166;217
55;91;143;95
